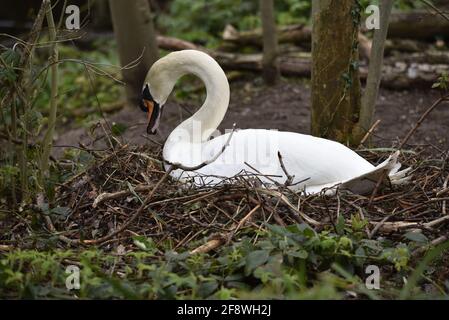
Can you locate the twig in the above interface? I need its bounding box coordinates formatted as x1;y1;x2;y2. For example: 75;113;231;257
190;203;261;255
358;119;381;147
420;0;449;23
398;94;449;149
230;204;261;235
368;171;387;206
256;188;321;226
441;174;449;216
277;151;294;186
412;235;449;257
190;238;225;254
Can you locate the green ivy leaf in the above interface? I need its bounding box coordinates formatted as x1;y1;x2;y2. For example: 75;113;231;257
286;249;308;259
245;250;269;276
336;215;346;235
404;231;428;244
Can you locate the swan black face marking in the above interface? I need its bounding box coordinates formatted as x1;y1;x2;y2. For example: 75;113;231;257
139;84;162;135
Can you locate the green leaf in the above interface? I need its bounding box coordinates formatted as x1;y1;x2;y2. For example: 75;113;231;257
286;249;308;259
320;238;337;252
165;250;190;261
404;231;428;244
336;215;346;235
266;224;290;237
133;236;157;253
198;280;218;298
245;250;269;276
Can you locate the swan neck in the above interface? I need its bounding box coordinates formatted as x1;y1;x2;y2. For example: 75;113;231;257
166;51;230;145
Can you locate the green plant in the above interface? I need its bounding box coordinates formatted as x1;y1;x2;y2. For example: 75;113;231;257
1;221;445;299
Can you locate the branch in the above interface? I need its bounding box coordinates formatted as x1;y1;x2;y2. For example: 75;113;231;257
277;151;294;186
39;0;59;189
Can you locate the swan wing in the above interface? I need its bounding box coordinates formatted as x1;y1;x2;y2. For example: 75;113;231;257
165;129;409;194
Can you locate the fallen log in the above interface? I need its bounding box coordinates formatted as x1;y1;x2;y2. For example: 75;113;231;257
222;24;372;59
156;35;448;89
384;39;433;54
222;24;311;47
222;10;449;47
388;10;449;40
157;35;311;76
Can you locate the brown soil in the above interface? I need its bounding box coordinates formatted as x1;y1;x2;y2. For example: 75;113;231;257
55;78;449;155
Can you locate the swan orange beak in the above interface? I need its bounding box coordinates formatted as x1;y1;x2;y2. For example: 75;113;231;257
144;99;162;135
144;99;154;122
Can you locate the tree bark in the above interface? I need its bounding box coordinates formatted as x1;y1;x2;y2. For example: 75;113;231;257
93;0;112;29
354;0;394;143
260;0;280;85
311;0;362;145
109;0;159;105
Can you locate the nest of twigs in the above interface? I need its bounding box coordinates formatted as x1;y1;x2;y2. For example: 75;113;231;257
1;143;448;254
17;143;441;253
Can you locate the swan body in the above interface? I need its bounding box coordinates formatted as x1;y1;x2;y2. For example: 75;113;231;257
141;50;409;195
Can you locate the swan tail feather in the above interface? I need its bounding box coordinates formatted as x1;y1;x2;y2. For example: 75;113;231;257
338;151;411;194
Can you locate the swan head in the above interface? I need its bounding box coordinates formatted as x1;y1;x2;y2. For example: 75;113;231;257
140;83;163;134
140;54;180;134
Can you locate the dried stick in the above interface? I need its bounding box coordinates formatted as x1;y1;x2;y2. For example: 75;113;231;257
398;94;449;149
277;151;294;186
442;174;449;216
412;235;449;257
358;119;381;147
190;204;261;254
93;184;153;208
190;238;224;254
257;188;321;226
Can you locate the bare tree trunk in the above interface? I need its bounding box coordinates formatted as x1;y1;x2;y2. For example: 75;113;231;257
109;0;159;105
93;0;112;29
260;0;280;85
311;0;362;145
354;0;394;143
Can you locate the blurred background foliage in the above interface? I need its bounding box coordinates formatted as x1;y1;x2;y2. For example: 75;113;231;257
157;0;421;47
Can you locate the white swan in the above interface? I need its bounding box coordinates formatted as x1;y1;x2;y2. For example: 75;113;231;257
139;50;409;195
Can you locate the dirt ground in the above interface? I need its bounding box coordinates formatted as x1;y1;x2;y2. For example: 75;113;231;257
55;78;449;156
